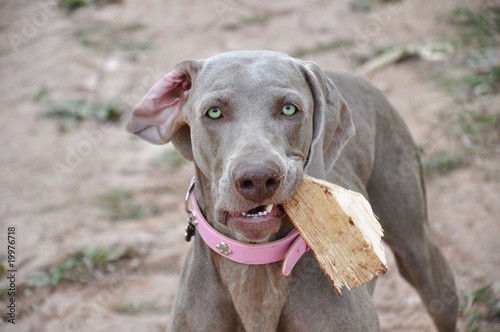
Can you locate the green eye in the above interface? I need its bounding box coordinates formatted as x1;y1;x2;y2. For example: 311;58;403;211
207;107;222;119
282;104;297;116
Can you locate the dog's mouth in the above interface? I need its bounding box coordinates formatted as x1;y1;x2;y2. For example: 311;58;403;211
217;204;285;242
240;204;275;217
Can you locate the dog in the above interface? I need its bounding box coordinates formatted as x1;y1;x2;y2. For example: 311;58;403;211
126;50;458;331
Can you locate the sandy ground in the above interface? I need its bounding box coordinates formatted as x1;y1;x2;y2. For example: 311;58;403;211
0;0;499;331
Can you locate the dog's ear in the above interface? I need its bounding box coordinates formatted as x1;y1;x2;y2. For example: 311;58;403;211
125;60;201;161
301;61;355;178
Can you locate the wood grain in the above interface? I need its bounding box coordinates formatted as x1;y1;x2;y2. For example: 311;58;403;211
283;175;388;296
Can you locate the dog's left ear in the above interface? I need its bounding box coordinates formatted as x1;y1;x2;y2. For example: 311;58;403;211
125;60;201;161
301;61;356;178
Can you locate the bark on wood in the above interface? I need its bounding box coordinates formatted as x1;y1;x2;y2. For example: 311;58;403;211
283;175;388;296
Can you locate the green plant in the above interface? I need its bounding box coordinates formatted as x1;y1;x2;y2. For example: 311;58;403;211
460;284;500;331
42;99;124;124
425;5;500;177
291;39;353;58
430;70;469;95
0;287;8;298
349;0;400;13
60;0;88;10
24;86;50;103
457;110;500;150
28;245;128;287
467;66;500;95
115;36;152;51
423;149;468;177
349;0;372;13
434;4;500;97
100;188;148;221
422;105;499;178
450;5;500;48
59;0;122;11
221;12;269;31
241;13;268;25
112;301;161;314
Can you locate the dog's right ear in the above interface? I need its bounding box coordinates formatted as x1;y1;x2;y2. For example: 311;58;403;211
125;60;201;161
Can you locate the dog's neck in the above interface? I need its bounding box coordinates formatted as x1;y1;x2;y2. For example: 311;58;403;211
192;166;293;329
192;167;211;225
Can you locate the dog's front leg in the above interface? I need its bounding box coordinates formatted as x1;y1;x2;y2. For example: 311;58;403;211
168;240;242;331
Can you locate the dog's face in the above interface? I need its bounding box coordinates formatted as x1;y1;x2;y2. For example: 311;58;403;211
126;51;354;243
186;52;313;242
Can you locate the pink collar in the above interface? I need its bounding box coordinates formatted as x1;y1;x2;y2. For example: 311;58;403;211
184;177;308;276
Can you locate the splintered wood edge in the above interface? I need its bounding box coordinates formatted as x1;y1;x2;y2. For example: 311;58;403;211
308;177;388;294
312;247;388;296
329;183;387;267
283;175;388;296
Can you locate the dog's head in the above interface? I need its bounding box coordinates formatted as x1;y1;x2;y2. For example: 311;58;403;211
126;51;354;243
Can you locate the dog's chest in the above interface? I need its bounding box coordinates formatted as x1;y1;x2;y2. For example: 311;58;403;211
217;259;291;331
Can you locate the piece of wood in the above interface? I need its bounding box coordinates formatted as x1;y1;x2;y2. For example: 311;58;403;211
357;45;419;76
283;175;388;296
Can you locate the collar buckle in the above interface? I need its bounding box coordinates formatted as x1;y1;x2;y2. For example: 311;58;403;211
184;180;197;242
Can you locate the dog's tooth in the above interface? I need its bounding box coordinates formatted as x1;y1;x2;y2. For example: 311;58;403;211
242;212;246;216
258;212;263;216
265;205;273;213
262;211;268;216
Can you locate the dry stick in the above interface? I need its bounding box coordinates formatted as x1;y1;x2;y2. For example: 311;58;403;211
283;175;388;296
357;42;454;76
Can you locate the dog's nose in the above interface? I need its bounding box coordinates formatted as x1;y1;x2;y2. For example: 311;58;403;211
233;162;282;202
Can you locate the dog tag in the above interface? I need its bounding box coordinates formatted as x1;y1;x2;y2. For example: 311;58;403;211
185;223;195;242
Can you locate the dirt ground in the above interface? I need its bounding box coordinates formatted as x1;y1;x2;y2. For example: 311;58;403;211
1;0;499;331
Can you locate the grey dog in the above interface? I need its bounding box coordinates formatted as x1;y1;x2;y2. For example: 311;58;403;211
126;50;458;331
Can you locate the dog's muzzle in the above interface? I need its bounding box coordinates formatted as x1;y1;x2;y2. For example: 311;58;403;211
184;177;309;276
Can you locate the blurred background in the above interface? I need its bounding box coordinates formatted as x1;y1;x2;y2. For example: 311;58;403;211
0;0;499;331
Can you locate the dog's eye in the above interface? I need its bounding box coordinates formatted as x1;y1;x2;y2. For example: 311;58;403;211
207;107;222;119
282;104;297;116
